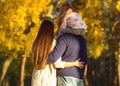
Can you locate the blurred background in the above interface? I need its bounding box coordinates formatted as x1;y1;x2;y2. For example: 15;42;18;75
0;0;120;86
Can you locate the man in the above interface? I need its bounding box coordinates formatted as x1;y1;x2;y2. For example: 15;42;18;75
47;33;88;86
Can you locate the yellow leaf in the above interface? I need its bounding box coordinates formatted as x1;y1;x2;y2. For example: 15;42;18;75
116;1;120;11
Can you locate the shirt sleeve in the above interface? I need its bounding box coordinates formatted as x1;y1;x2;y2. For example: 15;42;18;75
53;57;65;68
47;35;67;64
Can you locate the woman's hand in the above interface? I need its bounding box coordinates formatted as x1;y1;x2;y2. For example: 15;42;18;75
74;58;84;69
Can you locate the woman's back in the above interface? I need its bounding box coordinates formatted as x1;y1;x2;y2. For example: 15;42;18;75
31;64;56;86
31;20;55;86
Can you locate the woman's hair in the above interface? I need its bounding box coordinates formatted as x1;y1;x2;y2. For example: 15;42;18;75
32;20;54;70
58;1;75;27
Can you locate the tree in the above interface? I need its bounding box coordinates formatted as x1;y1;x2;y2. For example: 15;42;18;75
72;0;119;86
0;0;53;86
111;20;120;86
115;1;120;84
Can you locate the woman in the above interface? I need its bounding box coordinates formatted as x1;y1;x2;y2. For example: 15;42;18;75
31;19;84;86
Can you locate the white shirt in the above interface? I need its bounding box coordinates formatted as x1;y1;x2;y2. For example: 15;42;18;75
31;39;65;86
31;65;56;86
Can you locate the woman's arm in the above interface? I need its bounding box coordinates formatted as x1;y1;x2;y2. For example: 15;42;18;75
53;58;84;69
64;59;85;69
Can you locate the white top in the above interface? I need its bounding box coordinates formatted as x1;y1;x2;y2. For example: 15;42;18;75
31;39;65;86
31;57;65;86
60;12;87;30
31;65;56;86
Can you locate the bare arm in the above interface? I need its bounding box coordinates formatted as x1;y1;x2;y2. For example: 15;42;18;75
53;58;84;69
60;17;67;29
84;64;88;77
64;59;85;69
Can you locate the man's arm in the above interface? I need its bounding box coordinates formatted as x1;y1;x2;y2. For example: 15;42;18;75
84;64;88;77
47;35;67;64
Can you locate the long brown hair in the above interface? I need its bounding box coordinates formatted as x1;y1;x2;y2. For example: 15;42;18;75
59;1;75;27
32;20;54;70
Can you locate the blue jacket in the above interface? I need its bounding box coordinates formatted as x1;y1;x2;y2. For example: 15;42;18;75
47;34;87;79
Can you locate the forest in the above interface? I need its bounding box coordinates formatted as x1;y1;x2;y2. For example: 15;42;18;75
0;0;120;86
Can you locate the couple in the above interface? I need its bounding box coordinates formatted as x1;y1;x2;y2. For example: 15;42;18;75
31;2;88;86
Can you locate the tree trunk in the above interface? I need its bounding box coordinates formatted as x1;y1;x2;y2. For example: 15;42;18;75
19;54;27;86
118;40;120;86
111;20;120;86
0;56;13;85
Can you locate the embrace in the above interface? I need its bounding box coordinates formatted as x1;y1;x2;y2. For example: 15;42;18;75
31;2;88;86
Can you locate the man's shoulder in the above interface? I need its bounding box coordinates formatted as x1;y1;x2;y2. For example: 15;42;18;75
57;34;73;42
59;33;73;38
61;33;83;37
59;34;84;40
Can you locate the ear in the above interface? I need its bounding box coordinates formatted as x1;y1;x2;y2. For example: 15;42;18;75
68;8;73;13
66;8;73;15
